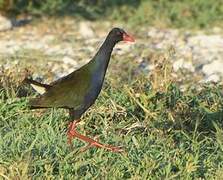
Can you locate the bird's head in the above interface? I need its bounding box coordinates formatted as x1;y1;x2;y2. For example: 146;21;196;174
108;27;135;43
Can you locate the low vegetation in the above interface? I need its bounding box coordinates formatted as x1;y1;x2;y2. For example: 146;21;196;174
1;50;223;178
1;0;223;29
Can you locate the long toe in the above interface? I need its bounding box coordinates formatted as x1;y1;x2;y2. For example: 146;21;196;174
105;145;124;153
91;141;124;153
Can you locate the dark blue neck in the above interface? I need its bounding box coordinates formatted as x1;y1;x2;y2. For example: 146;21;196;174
93;37;116;70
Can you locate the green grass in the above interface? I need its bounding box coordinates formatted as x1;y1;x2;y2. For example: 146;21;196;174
1;0;223;29
1;71;223;178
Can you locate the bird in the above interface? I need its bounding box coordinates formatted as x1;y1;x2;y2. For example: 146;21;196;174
23;28;135;152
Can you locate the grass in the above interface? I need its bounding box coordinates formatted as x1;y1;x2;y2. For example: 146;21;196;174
1;50;223;179
1;0;223;29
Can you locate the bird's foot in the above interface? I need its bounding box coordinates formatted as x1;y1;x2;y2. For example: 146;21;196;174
67;120;123;153
80;140;123;153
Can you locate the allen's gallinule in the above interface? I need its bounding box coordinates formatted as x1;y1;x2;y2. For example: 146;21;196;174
24;28;134;152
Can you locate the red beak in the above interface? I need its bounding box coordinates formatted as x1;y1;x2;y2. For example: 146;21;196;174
123;33;135;42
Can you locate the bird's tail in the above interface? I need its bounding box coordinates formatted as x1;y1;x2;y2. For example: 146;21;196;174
29;97;48;109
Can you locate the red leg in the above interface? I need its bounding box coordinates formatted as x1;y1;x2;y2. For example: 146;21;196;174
67;119;81;145
67;120;123;153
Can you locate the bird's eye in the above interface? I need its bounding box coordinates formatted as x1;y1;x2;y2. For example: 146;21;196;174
116;32;121;35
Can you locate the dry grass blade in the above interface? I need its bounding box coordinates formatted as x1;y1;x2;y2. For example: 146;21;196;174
124;85;157;119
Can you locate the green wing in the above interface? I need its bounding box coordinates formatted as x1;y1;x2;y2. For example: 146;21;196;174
30;62;95;109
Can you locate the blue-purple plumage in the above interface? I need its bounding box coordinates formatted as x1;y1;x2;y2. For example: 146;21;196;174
26;28;134;119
